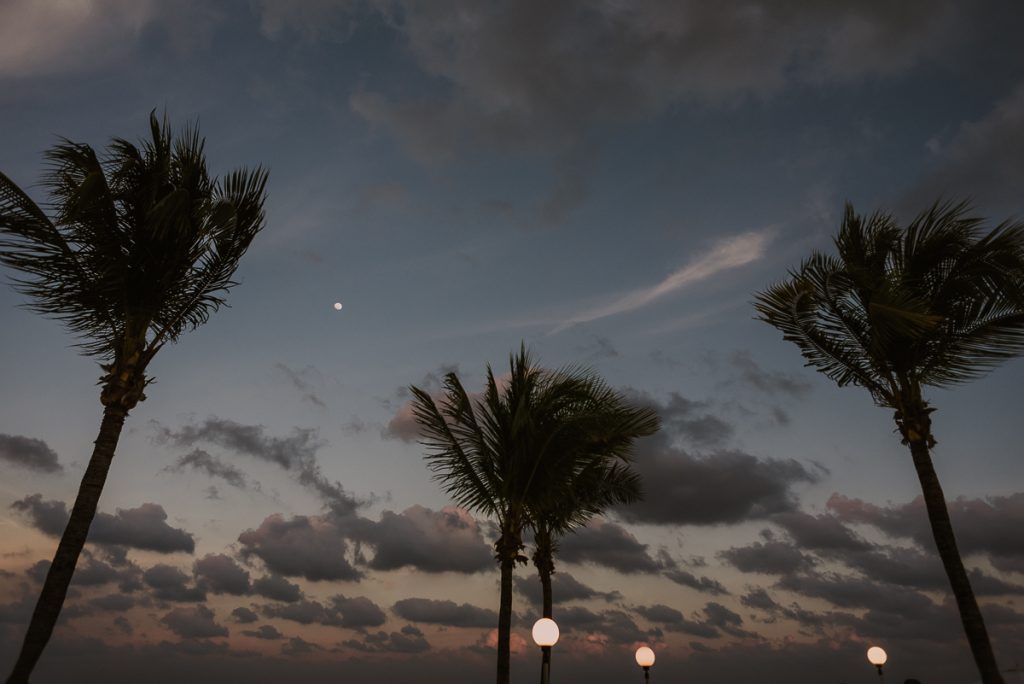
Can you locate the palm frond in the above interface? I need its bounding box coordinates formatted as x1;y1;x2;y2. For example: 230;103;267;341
410;382;499;517
1;112;270;364
756;199;1024;402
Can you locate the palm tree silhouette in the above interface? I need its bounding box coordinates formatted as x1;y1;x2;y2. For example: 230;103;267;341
755;201;1024;684
0;112;268;683
409;345;657;684
528;380;656;677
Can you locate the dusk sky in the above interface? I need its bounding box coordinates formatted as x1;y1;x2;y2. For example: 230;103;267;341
2;2;1024;682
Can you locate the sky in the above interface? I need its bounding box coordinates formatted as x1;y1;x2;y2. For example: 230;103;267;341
2;1;1024;682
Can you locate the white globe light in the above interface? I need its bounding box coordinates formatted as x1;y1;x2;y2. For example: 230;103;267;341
532;618;559;647
635;646;656;668
867;646;888;667
333;302;343;311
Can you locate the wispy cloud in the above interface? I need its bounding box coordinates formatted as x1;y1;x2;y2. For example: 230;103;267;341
554;229;773;332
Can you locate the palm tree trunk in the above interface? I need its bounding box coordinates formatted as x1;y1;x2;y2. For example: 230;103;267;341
540;565;553;618
497;552;515;684
6;406;128;684
534;532;555;679
907;437;1004;684
539;562;553;680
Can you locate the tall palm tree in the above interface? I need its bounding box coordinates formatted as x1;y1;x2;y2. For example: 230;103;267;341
754;200;1024;684
0;112;268;683
409;346;657;684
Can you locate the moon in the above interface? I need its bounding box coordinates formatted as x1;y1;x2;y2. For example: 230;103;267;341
333;302;343;311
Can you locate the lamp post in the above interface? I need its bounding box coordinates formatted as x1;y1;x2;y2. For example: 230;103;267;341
867;646;888;683
635;646;655;682
532;618;559;684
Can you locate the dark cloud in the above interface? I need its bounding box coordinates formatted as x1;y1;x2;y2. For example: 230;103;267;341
164;449;249;490
740;588;782;613
252;574;303;603
777;570;935;613
274;363;326;408
143;564;206;603
11;495;67;536
28;551;142;591
729;352;812;397
636;601;758;640
721;502;1024;615
553;606;659;644
240;504;494;581
193;554;251;596
231;607;259;624
155;417;358;516
262;599;342;627
71;556;121;586
719;540;816;575
0;433;62;473
238;513;361;582
160;605;228;639
262;595;385;629
513;571;622;606
348;505;493;574
770;511;873;553
12;495;194;554
392;598;496;628
703;601;759;639
344;625;431;654
828;492;1024;573
635;603;718;638
242;624;284;640
664;569;730;596
329;595;387;629
281;636;321;656
617;440;820;525
557;520;669;573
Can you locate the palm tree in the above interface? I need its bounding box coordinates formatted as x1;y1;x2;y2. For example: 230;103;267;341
527;378;655;678
0;112;267;683
754;200;1024;684
531;460;643;616
409;346;658;684
530;459;645;678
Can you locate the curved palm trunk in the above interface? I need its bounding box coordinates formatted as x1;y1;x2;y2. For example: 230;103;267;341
6;406;128;684
908;439;1004;684
897;400;1004;684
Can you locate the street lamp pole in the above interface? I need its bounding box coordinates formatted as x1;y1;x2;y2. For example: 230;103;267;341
532;618;559;684
867;646;888;684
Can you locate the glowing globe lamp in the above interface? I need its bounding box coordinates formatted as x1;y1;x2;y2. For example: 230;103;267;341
532;618;559;647
635;646;655;681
